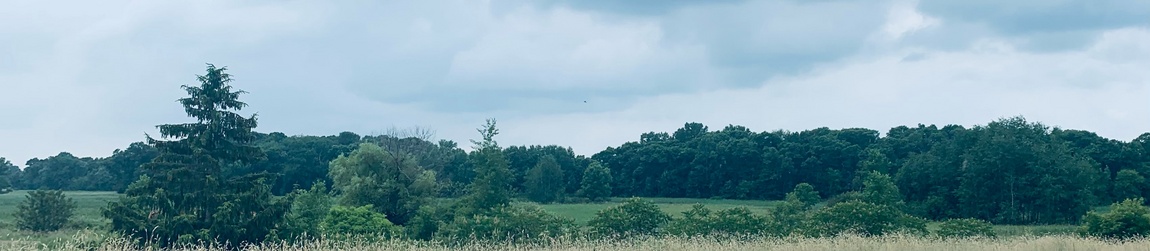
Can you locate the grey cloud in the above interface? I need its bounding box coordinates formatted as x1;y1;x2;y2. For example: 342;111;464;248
660;0;889;87
917;1;1150;51
343;0;890;113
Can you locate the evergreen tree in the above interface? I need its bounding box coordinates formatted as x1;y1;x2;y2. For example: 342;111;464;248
104;64;288;248
578;161;612;202
15;190;76;232
525;155;565;203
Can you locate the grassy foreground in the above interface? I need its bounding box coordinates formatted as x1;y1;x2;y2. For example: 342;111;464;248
0;232;1147;251
0;191;1091;250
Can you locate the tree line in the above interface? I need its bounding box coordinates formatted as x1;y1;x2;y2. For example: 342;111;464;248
4;64;1149;248
6;119;1141;225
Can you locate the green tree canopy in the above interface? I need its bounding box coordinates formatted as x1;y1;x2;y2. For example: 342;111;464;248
459;119;512;215
524;155;565;203
578;161;612;202
1113;169;1146;201
328;142;433;225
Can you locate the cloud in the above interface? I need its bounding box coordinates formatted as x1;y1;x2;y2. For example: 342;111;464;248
2;0;1148;165
500;27;1150;155
917;0;1150;51
525;0;747;16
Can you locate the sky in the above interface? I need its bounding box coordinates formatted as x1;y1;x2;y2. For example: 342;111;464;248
2;0;1149;166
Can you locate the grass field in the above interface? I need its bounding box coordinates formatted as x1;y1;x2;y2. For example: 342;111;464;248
0;190;120;229
525;197;781;224
0;191;1090;249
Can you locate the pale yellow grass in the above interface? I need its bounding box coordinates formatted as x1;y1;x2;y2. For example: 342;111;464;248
2;232;1146;251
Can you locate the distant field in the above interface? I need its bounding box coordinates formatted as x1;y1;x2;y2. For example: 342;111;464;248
526;197;781;225
0;190;119;229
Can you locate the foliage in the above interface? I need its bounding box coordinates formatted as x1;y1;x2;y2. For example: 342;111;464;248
936;218;996;239
0;159;12;193
329;143;433;225
665;204;769;237
587;197;672;238
103;64;288;248
278;181;333;240
788;183;821;209
860;171;905;209
1079;198;1150;240
770;183;821;237
321;205;402;239
956;117;1104;224
524;155;565;203
805;201;927;237
437;204;578;244
14;190;76;232
458;119;513;216
0;158;17;193
253;132;359;195
504;145;589;197
1112;169;1146;201
578;161;612;202
405;203;455;240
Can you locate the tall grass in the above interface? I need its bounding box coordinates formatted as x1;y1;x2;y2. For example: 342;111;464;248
0;233;1146;251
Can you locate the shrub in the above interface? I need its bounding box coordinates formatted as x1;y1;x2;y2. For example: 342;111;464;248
321;205;402;239
936;218;996;239
436;204;578;244
15;190;76;232
788;183;821;208
1080;198;1150;240
278;182;333;240
804;201;926;237
406;203;455;240
666;204;768;237
588;197;671;238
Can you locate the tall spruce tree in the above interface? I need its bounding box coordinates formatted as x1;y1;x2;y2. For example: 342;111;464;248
104;64;287;247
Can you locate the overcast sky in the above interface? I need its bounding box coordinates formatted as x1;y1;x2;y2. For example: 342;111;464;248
2;0;1149;166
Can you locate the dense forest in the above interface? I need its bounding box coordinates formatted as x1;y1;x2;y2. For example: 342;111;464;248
4;118;1148;226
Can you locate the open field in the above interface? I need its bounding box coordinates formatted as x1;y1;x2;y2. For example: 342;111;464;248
0;190;119;229
526;197;781;224
0;191;1086;248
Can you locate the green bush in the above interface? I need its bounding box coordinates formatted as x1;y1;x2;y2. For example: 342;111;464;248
277;182;333;240
14;190;76;232
321;205;402;239
804;201;926;237
588;197;672;238
936;218;996;239
406;203;455;240
666;204;768;237
437;204;578;244
1080;198;1150;240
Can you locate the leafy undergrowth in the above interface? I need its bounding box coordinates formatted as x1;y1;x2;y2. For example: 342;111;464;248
1;232;1148;251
